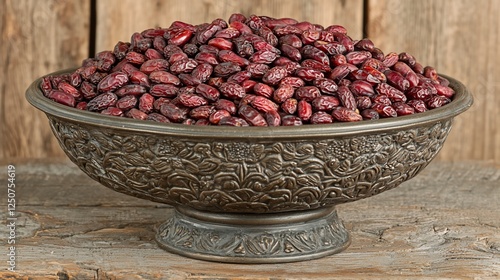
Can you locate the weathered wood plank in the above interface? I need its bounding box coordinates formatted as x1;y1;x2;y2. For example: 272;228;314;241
0;0;90;159
95;0;364;52
366;0;500;164
0;160;498;279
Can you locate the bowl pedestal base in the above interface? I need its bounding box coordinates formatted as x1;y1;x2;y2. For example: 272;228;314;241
156;206;350;263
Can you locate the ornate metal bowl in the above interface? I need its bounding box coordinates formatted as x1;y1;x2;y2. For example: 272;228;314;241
26;70;472;263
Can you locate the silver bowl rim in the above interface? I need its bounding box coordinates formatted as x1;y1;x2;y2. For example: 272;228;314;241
26;69;473;140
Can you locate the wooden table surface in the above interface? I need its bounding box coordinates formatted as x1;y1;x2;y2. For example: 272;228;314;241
1;159;499;279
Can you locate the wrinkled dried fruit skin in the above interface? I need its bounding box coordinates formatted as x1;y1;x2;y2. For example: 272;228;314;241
214;62;241;77
190;105;216;119
140;59;170;74
372;103;397;118
349;80;374;97
126;108;148;120
252;82;273;98
280;77;305;88
177;92;208;108
332;107;362;122
393;102;415;116
297;100;313;121
101;107;124;117
262;66;288;85
160;102;187;122
219;82;246;99
295;86;321;102
407;99;428;113
376;83;406;102
214;99;237;115
147;112;171;123
273;84;295;103
251;96;279;113
265;110;281;126
310;111;334;124
97;72;128;92
170;58;198;74
48;90;76;107
238;104;268;126
87;92;118;111
149;71;180;85
337;86;357;111
44;14;456;125
312;78;338;95
361;108;379;120
281;98;298;114
427;95;450;109
295;67;324;82
116;95;138;110
218;116;249;126
312;96;340;111
281;115;303;126
150;84;178;97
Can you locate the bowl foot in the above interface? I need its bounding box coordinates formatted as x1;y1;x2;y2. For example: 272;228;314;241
155;206;350;263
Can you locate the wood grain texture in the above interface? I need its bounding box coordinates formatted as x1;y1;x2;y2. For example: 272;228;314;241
95;0;363;52
0;159;499;279
366;0;500;164
0;0;90;159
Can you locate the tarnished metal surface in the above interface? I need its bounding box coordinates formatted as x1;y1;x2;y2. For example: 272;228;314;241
26;70;473;262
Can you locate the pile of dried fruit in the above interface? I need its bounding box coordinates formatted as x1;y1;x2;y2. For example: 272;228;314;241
41;14;455;126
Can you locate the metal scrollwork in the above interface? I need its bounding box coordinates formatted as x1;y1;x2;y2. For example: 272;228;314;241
49;117;452;213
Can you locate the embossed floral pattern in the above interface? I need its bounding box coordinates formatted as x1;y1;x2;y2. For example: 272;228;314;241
49;117;452;213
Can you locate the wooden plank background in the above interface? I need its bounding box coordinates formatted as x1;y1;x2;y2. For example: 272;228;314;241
1;0;499;164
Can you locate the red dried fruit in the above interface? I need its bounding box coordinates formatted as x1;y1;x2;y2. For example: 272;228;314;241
148;72;179;87
360;108;379;120
147;112;171;123
297;100;313;121
281;115;303;126
170;58;198;74
219;82;246;99
97;72;129;92
44;14;456;126
262;66;288;85
251;96;279;113
280;77;306;89
140;59;170;74
337;86;357;111
392;102;415;116
160;102;187;123
294;67;324;82
87;92;118;111
150;84;178;97
332;107;362;122
218;116;249;126
272;84;295;103
295;86;321;102
238;104;268;126
281;98;298;115
349;80;374;96
101;107;124;117
138;93;154;113
48;90;76;107
371;103;397;118
126;108;148;120
189;105;216;119
116;95;138;110
191;63;213;83
310;111;334;124
177;92;208;108
312;96;340;111
114;84;145;97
